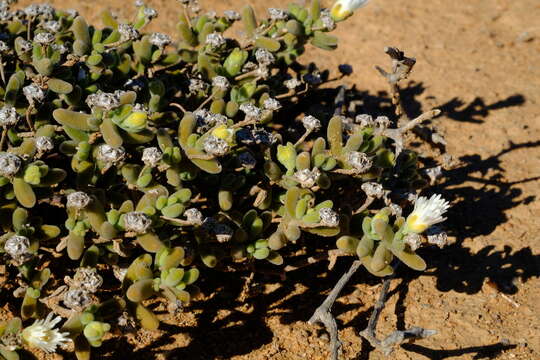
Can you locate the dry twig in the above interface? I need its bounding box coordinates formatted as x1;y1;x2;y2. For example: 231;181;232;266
359;274;437;355
375;47;416;120
308;260;362;360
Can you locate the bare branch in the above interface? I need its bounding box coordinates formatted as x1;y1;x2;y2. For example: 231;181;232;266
382;109;442;156
359;274;437;355
375;47;416;119
308;260;362;360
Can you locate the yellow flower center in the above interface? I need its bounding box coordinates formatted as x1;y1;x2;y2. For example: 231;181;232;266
406;214;428;233
212;125;231;140
331;4;352;21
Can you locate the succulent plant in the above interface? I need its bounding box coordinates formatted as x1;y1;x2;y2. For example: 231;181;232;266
0;0;449;358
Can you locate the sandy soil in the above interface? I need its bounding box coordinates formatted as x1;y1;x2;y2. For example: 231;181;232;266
9;0;540;359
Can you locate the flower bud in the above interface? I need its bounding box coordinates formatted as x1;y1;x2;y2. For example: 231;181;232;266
426;226;448;248
205;32;226;49
268;8;288;21
224;10;241;21
212;75;230;91
255;48;275;66
239;103;262;119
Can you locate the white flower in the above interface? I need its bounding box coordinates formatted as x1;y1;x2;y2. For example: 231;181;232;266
331;0;369;21
405;194;450;233
22;313;71;353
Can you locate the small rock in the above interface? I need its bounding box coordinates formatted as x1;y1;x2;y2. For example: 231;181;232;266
516;31;535;43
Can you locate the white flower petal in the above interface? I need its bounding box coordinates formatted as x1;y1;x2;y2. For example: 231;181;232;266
331;0;369;20
405;194;450;233
22;313;71;353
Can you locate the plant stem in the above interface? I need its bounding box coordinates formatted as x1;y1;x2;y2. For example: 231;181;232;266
0;128;7;151
25;104;35;132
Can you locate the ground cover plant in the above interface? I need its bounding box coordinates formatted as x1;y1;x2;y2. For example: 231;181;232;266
0;0;452;358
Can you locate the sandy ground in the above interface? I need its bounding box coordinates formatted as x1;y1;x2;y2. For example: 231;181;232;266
9;0;540;359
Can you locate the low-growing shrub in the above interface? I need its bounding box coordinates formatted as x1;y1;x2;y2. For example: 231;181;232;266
0;0;449;358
